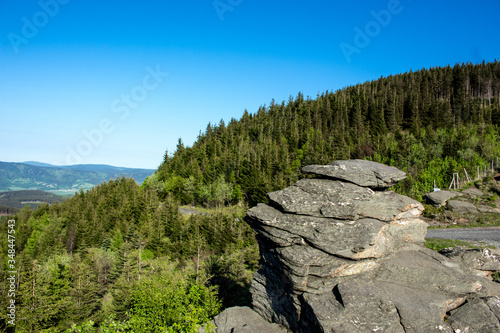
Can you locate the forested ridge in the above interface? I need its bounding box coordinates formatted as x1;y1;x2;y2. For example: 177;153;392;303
0;190;64;213
156;61;500;204
0;161;154;193
2;61;500;332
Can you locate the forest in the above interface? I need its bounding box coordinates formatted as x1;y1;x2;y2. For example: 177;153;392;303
156;61;500;204
1;61;500;332
0;178;258;332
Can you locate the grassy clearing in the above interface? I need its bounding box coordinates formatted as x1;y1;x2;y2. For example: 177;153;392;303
179;203;248;216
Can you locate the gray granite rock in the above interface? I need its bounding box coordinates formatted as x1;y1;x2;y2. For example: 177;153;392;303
268;178;423;221
247;204;415;260
302;159;406;189
426;190;461;207
439;247;500;279
372;281;457;333
448;297;500;333
447;199;478;213
462;187;484;197
239;161;500;332
305;279;461;333
199;306;289;333
485;296;500;321
369;249;493;295
305;280;406;333
267;178;374;219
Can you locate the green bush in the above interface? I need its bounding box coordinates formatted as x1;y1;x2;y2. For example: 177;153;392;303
127;268;221;333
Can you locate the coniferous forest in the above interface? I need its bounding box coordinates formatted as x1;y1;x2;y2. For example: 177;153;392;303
1;61;500;332
157;61;500;204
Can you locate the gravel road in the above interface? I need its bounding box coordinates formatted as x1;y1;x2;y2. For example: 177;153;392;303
426;227;500;248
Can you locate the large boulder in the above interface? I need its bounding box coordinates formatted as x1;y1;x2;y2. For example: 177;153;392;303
241;160;500;333
301;159;406;189
199;306;289;333
426;190;461;208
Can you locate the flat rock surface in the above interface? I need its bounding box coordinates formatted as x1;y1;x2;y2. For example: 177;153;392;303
439;247;500;278
448;297;500;333
485;296;500;321
267;178;374;219
368;249;490;295
426;190;461;207
447;199;478;213
462;187;484;197
201;306;289;333
302;159;406;189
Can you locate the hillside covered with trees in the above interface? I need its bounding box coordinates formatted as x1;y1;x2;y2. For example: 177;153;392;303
0;190;64;214
0;177;257;332
1;61;500;332
154;61;500;204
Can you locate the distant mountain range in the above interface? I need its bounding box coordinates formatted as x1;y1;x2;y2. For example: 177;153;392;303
0;161;154;195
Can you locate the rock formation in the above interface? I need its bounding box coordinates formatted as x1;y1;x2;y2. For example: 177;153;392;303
241;160;500;333
426;190;461;208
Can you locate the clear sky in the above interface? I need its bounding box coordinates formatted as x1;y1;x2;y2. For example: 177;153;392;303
1;0;499;169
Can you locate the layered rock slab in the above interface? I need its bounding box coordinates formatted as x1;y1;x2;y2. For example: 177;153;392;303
244;160;500;333
301;159;406;189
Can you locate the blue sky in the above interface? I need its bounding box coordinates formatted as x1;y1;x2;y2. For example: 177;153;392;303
1;0;499;169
